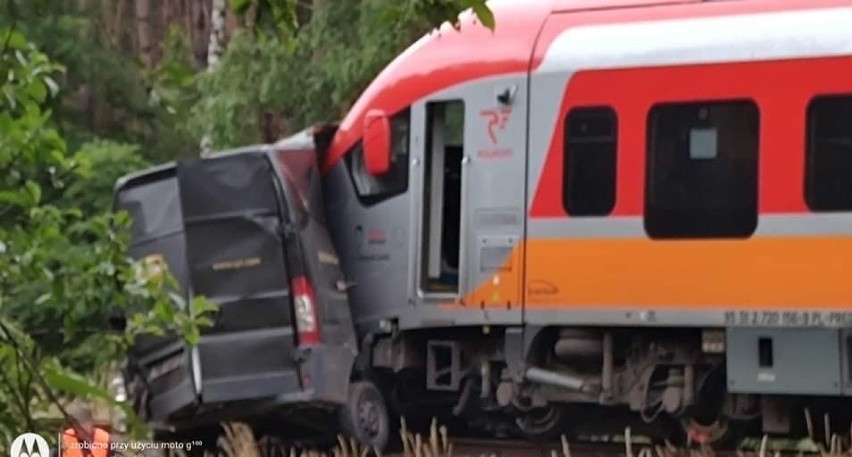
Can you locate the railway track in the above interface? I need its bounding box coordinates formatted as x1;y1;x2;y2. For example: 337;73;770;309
390;434;837;457
163;414;852;457
448;437;624;457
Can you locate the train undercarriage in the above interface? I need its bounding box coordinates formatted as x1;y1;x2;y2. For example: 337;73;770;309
366;326;852;448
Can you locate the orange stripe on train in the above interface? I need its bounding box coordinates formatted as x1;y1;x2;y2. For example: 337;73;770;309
450;236;852;309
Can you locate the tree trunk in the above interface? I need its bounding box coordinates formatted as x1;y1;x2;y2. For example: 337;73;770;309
161;0;173;40
207;0;227;68
200;0;228;155
296;0;315;27
259;110;287;144
225;6;240;37
189;0;211;68
111;0;127;49
134;0;154;67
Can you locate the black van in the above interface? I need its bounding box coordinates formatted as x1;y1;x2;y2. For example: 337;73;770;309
112;127;390;450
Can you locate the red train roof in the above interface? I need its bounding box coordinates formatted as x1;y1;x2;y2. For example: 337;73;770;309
322;0;852;173
322;0;553;172
552;0;699;12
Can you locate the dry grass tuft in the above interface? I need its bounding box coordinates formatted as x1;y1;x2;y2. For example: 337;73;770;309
400;417;453;457
161;408;852;457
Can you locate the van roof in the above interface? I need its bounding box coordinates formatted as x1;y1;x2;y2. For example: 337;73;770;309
114;144;271;194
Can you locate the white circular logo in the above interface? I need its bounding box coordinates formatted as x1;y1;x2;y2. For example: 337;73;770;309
10;433;50;457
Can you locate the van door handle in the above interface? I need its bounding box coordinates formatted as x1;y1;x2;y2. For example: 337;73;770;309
336;279;356;292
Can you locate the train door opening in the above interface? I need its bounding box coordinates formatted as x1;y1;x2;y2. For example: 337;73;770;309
421;100;466;294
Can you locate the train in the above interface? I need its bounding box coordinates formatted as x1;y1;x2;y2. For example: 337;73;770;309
114;0;852;451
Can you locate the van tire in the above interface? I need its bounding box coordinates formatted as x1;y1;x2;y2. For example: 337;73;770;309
338;381;391;451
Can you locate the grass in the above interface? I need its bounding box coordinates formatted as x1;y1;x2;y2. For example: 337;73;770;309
735;409;852;457
399;417;453;457
153;409;852;457
158;418;455;457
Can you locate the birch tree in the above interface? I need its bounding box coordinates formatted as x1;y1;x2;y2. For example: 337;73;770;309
200;0;229;155
208;0;228;68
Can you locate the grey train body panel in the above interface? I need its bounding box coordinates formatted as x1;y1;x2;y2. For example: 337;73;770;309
726;328;844;396
323;162;413;331
324;74;531;333
411;75;528;315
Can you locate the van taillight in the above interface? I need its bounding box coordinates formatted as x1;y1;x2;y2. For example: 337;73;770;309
291;276;320;345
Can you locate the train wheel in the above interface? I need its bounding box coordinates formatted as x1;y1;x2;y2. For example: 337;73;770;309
678;369;756;448
682;418;729;445
679;416;751;448
515;405;567;440
338;381;391;451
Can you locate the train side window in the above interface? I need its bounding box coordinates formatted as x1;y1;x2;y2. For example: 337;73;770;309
563;107;617;216
806;95;852;211
645;100;759;239
347;108;411;205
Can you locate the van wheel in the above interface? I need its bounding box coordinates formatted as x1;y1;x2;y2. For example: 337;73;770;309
339;381;390;451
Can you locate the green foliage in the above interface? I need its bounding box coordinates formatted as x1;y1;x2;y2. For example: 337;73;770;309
384;0;495;31
187;31;283;147
0;26;214;448
197;0;487;149
0;318;76;446
121;260;218;348
233;0;300;37
147;27;201;124
232;0;494;37
0;317;145;450
64;139;148;215
1;0;198;163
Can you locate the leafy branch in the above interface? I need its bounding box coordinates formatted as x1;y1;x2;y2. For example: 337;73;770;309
230;0;495;39
0;25;216;451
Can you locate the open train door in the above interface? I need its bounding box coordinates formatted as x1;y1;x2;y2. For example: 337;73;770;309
176;151;303;404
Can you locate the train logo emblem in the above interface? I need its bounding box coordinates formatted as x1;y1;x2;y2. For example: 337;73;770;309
480;108;512;145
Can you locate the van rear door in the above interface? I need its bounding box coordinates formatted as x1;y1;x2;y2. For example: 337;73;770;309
115;168;197;421
176;152;301;404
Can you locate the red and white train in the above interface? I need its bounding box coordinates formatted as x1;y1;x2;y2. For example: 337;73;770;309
117;0;852;450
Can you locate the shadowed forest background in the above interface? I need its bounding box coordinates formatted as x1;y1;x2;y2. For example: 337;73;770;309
0;0;492;450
